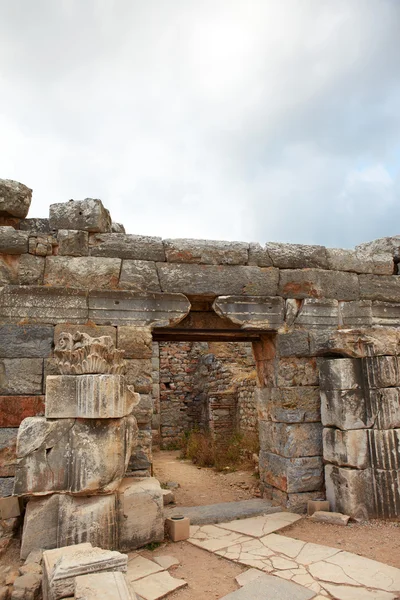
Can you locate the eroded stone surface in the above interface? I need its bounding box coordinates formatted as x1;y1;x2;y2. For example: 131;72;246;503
75;572;136;600
213;296;284;329
164;238;249;265
130;571;187;600
0;179;32;218
49;199;112;232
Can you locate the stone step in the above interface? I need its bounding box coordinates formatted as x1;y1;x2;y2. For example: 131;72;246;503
165;499;281;525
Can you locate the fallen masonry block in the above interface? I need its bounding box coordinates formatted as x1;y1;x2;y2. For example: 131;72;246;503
162;489;175;505
11;573;42;600
42;543;127;600
0;496;20;520
310;510;350;526
307;499;330;516
74;571;137;600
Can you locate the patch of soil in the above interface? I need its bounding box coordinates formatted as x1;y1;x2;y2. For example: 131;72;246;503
153;450;259;506
283;517;400;569
142;541;244;599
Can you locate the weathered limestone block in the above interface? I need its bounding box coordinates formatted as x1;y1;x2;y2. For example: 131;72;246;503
54;331;125;375
368;429;400;469
326;247;393;275
0;396;45;427
259;421;322;457
157;263;279;296
44;256;121;288
0;254;19;284
359;273;400;302
356;235;400;260
43;543;127;600
0;179;32;218
131;395;153;425
0;477;14;496
310;327;400;357
369;388;400;429
111;222;125;233
45;375;139;419
74;572;136;600
0;227;28;254
0;428;18;476
125;359;152;393
267;486;324;514
325;464;374;520
373;468;400;519
213;296;284;329
49;199;112;232
163;238;249;265
117;327;153;359
323;428;370;469
117;477;164;551
372;301;400;326
14;416;136;495
57;230;89;256
363;355;400;388
20;218;51;233
266;242;328;269
20;495;60;559
119;260;161;292
279;269;359;301
0;286;88;324
89;233;165;261
294;299;339;329
258;386;320;423
12;572;42;599
277;357;318;387
310;511;350;526
88;290;190;327
28;233;57;256
248;243;273;267
0;325;53;358
128;429;152;472
18;254;45;285
321;389;372;430
276;331;310;357
0;359;43;395
318;358;363;390
339;300;373;327
54;324;116;345
259;451;323;493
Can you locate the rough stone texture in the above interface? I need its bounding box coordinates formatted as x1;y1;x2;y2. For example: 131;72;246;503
339;300;373;327
14;415;136;495
128;429;152;473
119;260;161;292
323;428;370;469
0;227;28;254
44;256;121;288
74;572;136;600
18;254;45;285
310;510;350;526
294;299;339;329
57;230;89;256
279;269;359;301
20;495;60;559
89;233;165;261
325;464;374;520
257;387;320;423
0;254;19;284
117;327;153;359
45;375;138;419
0;428;18;476
360;273;400;302
125;359;152;393
247;243;273;267
111;222;125;233
318;358;362;391
0;325;53;358
163;238;249;265
0;396;45;427
12;573;42;600
259;451;323;493
276;331;310;357
117;477;164;551
131;395;153;425
157;263;279;296
53;324;116;346
220;572;316;600
0;477;14;496
277;358;318;387
326;247;394;275
28;233;57;257
356;234;400;260
0;359;43;395
54;330;125;375
372;301;400;326
213;296;284;329
320;389;372;430
20;218;51;233
267;242;328;269
259;421;322;458
0;179;32;218
363;355;400;388
49;199;112;233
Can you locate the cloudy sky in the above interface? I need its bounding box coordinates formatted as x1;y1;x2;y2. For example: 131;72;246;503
1;1;399;248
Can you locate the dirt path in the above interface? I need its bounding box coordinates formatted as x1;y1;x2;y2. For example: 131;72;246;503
153;450;259;506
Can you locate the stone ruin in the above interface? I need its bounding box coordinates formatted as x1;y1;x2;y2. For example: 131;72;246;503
0;177;400;558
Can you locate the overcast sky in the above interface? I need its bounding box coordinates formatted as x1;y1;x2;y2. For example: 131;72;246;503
1;1;399;248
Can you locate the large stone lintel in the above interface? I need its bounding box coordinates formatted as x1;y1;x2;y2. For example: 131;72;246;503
212;295;284;329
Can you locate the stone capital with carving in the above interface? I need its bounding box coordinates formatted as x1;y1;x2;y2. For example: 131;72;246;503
55;331;125;374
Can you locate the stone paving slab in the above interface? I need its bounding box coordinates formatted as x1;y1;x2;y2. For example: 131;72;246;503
219;573;317;599
130;571;187;600
235;568;265;587
217;512;302;538
188;524;252;552
166;499;281;525
126;555;164;582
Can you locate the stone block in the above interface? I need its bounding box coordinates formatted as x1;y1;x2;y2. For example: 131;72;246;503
310;511;350;525
279;269;359;301
12;573;42;600
276;331;310;357
131;395;153;425
117;327;153;359
57;230;89;256
363;355;400;388
357;235;400;259
266;242;328;269
53;324;116;345
0;396;45;427
18;254;45;285
88;290;190;327
163;238;249;265
294;299;339;329
0;359;43;395
44;256;121;288
89;233;165;261
119;260;161;292
320;388;373;430
0;477;14;496
318;358;362;390
213;296;284;329
248;243;273;267
0;325;53;358
370;389;400;429
0;286;88;324
262;387;320;423
0;254;18;284
157;263;279;296
165;516;190;541
43;543;127;600
128;429;152;472
74;572;136;600
0;428;17;476
14;415;136;495
259;451;323;493
28;233;57;256
325;464;374;520
117;477;164;551
372;301;400;326
339;300;373;327
45;375;138;419
259;421;322;458
0;179;32;218
20;494;60;559
125;359;153;393
323;428;370;468
273;489;325;514
49;199;112;232
0;496;20;519
368;429;400;469
0;227;28;254
373;468;400;518
20;218;51;233
326;247;393;275
111;222;125;233
307;499;330;515
359;273;400;302
277;357;318;387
